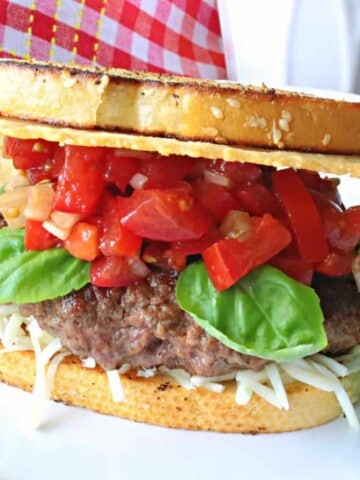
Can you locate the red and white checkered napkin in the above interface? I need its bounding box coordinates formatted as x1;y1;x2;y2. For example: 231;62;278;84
0;0;226;79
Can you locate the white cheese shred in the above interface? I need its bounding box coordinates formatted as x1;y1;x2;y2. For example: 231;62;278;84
106;370;126;402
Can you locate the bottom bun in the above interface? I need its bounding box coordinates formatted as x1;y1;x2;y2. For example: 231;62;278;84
0;349;359;433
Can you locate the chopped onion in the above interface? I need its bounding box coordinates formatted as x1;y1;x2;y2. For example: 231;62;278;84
129;173;148;189
220;210;252;240
0;186;30;229
204;169;231;187
50;210;81;230
24;183;55;221
5;174;31;191
42;220;70;240
127;257;150;278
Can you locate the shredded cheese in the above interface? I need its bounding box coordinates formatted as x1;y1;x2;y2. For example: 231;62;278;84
0;308;359;429
106;370;126;402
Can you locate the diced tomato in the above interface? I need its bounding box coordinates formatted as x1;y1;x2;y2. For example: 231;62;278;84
104;153;140;192
205;159;262;186
4;137;56;170
314;195;360;254
53;145;107;215
27;146;65;184
339;206;360;253
269;254;313;285
90;255;149;287
297;169;340;199
139;154;195;188
142;241;169;265
271;168;329;262
203;214;291;290
193;181;241;223
24;219;59;251
170;228;222;256
236;183;281;216
119;186;211;241
100;195;142;257
315;252;354;276
64;222;100;261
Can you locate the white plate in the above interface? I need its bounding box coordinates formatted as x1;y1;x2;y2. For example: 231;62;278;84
0;90;359;480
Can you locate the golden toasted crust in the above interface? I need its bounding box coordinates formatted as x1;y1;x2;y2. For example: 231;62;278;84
0;349;359;433
0;59;359;155
1;117;360;177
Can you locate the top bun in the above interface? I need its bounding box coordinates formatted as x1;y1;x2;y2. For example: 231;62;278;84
0;59;358;155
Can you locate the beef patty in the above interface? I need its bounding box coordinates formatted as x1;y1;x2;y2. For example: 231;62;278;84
20;270;360;376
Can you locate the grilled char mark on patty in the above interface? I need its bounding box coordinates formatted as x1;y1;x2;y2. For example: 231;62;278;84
20;270;360;376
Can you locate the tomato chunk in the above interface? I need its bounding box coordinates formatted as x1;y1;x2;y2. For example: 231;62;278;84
139;154;195;188
119;186;211;241
53;145;107;215
91;256;149;287
64;222;100;261
193;181;241;222
272;169;329;262
4;137;56;170
269;254;313;285
27;146;65;184
100;195;142;257
315;252;354;276
170;228;222;256
25;220;59;251
205;159;262;186
203;214;291;290
104;153;139;192
236;183;281;216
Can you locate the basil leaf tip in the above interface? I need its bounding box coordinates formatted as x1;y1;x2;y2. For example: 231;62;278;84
0;228;90;303
175;262;327;362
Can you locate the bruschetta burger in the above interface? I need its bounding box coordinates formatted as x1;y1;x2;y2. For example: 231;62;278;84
0;59;359;433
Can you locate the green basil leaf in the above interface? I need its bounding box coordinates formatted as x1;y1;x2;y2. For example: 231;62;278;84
0;228;90;303
176;262;327;362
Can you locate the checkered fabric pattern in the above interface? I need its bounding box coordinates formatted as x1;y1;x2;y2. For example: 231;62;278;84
0;0;226;79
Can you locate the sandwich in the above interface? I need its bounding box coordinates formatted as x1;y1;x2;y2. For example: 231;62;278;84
0;58;359;433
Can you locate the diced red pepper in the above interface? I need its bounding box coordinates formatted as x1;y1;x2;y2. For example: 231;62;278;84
53;145;107;215
24;220;59;251
203;214;291;290
119;186;211;241
272;168;329;262
100;195;142;257
90;255;149;287
64;222;100;261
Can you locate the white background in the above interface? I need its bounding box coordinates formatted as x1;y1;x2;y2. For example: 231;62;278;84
218;0;360;93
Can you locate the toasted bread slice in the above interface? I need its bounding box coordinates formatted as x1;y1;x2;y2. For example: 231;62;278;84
1;117;360;177
0;59;359;155
0;348;359;433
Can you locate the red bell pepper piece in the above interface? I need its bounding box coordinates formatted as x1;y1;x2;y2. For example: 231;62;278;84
202;214;291;290
271;168;329;262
